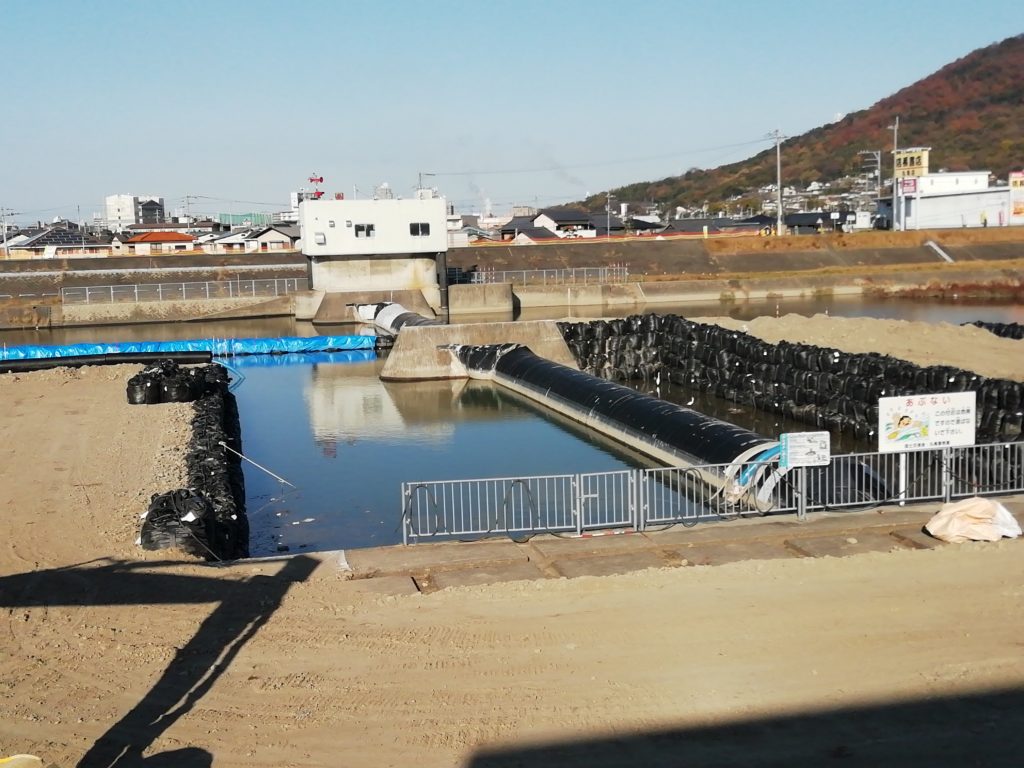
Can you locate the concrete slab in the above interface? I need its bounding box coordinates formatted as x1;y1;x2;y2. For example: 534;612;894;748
551;549;669;579
342;575;420;597
424;561;547;592
663;540;803;566
379;320;577;380
641;506;938;551
784;530;911;559
889;527;947;550
527;530;648;558
345;539;527;577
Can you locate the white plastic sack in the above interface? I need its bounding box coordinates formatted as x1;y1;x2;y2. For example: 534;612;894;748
925;497;1023;544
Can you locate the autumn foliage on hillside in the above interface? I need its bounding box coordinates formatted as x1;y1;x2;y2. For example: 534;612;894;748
586;34;1024;213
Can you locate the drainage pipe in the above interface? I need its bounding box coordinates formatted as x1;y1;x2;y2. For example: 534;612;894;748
1;351;212;374
353;302;444;336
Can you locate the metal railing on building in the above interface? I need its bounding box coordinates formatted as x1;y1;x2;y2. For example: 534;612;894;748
400;442;1024;544
61;278;304;305
447;265;629;286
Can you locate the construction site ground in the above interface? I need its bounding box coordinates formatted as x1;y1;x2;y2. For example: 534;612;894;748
339;497;1024;595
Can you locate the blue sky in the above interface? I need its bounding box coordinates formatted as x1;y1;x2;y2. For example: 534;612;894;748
2;0;1020;223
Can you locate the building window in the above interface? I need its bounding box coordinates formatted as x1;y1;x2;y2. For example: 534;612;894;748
409;222;431;236
355;224;376;238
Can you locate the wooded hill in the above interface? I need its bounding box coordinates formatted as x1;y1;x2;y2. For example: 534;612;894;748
583;34;1024;214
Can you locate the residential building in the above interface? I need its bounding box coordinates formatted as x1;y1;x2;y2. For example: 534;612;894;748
124;220;226;237
124;231;196;255
201;225;299;254
8;226;108;259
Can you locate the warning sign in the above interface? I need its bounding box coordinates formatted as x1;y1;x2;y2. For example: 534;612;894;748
877;392;976;453
780;431;831;469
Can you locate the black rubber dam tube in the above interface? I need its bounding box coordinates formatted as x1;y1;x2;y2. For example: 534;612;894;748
451;343;783;509
1;351;212;374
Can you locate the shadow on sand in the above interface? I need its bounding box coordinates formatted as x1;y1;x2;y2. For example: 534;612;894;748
2;555;319;767
467;685;1024;768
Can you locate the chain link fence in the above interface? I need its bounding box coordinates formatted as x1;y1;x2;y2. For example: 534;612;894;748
61;278;304;305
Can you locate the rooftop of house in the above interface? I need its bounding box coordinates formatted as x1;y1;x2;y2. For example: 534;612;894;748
536;207;592;225
125;231;196;243
14;227;104;248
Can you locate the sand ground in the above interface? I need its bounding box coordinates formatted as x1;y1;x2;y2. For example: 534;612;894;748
2;318;1023;767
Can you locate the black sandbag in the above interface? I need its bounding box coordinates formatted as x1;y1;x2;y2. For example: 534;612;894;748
126;374;161;405
139;489;215;559
160;374;196;404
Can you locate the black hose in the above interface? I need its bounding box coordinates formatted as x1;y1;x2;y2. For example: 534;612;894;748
1;351;212;374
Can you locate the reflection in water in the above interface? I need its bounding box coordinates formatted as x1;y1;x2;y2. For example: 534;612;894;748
305;360;459;452
237;356;643;555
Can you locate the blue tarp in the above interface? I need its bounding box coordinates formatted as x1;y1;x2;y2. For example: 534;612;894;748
215;350;376;368
0;335;376;361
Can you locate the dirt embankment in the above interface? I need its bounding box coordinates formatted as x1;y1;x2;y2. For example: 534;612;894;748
450;227;1024;279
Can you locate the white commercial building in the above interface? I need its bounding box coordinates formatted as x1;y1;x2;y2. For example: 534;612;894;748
880;172;1012;230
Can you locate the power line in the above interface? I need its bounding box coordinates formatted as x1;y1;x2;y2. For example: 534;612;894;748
190;195;288;209
431;137;772;177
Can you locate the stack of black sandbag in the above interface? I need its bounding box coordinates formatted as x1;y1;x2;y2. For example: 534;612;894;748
126;360;208;405
558;314;1024;445
965;321;1024;340
135;363;249;561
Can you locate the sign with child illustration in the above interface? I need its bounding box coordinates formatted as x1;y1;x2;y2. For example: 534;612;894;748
877;392;976;453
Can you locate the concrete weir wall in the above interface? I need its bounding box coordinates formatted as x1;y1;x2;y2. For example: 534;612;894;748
510;266;1024;310
309;256;439;294
58;296;294;327
380;321;577;381
449;283;514;314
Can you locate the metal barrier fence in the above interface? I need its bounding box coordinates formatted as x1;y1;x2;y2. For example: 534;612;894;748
400;442;1024;543
449;265;629;286
61;278;304;305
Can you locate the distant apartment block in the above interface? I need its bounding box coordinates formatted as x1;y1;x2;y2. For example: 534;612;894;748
104;194;166;231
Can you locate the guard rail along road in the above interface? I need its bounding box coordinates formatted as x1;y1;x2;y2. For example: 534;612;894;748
60;278;304;305
401;441;1023;543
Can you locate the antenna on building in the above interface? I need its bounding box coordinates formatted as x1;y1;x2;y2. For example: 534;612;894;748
309;174;325;200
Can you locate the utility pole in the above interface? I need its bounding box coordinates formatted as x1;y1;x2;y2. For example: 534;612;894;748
770;129;785;236
857;150;883;199
0;207;19;256
606;192;615;241
888;116;900;230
